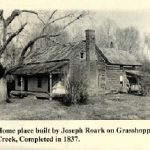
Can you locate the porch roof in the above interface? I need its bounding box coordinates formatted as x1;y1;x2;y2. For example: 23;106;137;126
11;60;69;75
126;70;143;76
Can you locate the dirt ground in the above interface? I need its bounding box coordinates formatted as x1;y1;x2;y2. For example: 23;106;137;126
0;94;150;120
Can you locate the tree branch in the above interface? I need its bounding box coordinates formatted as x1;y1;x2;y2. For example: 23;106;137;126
47;10;58;22
0;23;27;56
18;33;61;64
0;9;4;20
63;13;86;30
48;13;73;25
19;11;87;64
5;10;21;27
5;10;41;27
40;10;57;34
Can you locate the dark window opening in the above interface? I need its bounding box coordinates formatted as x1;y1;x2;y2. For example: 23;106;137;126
127;76;137;84
120;65;123;70
132;66;136;69
37;77;42;88
80;52;84;59
110;41;114;48
18;76;21;86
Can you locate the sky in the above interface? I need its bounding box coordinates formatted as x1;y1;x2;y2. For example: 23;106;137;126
1;0;150;36
2;9;150;39
67;10;150;37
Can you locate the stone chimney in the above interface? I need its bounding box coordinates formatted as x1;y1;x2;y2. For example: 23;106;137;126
85;30;97;61
85;30;98;96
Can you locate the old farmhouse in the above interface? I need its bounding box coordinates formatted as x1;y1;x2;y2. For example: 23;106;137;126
10;30;142;98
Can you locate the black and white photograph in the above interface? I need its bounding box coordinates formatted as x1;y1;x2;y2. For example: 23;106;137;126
0;8;150;120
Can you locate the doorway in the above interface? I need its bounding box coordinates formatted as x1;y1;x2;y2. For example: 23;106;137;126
24;77;28;91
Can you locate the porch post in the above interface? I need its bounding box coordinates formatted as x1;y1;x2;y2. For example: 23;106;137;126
49;73;52;101
137;77;139;85
20;77;23;98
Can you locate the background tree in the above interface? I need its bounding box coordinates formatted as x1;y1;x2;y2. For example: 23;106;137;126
32;24;70;50
116;26;140;53
97;18;140;54
96;18;117;48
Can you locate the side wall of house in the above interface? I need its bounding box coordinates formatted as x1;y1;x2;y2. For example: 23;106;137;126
105;66;129;92
68;50;99;96
28;76;48;92
15;75;49;92
15;76;25;91
97;53;130;93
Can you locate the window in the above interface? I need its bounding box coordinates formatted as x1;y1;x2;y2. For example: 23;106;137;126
110;41;114;48
132;66;136;69
120;65;123;70
80;52;85;59
18;76;21;86
37;77;42;88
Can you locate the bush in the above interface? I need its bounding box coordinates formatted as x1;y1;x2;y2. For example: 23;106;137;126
64;79;88;105
140;75;150;96
77;91;88;104
140;59;150;96
62;94;72;106
63;63;89;105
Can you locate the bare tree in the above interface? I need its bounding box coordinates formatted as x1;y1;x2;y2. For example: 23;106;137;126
0;9;87;102
97;18;140;53
97;18;117;48
116;26;140;53
31;24;70;51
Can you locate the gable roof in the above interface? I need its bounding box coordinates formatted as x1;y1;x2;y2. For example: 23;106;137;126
24;41;85;64
10;40;141;75
25;41;141;66
96;46;141;66
10;41;85;75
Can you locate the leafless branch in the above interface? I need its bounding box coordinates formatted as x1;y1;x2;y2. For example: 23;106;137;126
40;10;58;34
5;10;22;27
41;12;86;35
0;23;27;56
22;10;47;25
0;9;4;20
5;10;42;27
21;10;38;15
19;33;61;64
19;11;87;64
62;13;86;30
48;13;73;25
47;10;58;22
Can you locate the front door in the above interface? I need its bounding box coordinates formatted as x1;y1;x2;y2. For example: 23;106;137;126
24;77;28;91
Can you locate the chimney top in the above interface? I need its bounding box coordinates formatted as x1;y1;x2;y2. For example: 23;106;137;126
85;29;95;33
85;29;96;61
85;29;95;41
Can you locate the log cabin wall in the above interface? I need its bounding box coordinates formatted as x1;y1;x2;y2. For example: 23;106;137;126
97;64;130;93
97;50;130;93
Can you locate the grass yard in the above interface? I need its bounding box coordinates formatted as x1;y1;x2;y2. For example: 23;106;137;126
0;94;150;120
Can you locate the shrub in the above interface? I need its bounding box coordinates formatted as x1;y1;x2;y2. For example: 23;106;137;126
64;62;89;105
140;75;150;96
62;94;72;106
140;59;150;96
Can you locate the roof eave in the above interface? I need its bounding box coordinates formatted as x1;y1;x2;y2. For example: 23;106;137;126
107;63;142;66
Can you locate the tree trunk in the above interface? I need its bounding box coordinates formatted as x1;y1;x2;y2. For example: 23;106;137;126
0;77;8;102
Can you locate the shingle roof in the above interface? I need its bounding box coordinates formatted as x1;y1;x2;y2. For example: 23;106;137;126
24;41;85;64
26;41;141;66
11;60;69;75
10;40;141;75
126;70;142;76
96;46;141;66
